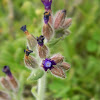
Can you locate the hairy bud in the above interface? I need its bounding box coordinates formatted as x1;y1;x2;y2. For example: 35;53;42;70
38;44;48;58
20;25;37;49
43;23;53;41
7;76;19;92
27;34;37;50
51;67;65;78
51;54;64;64
0;77;12;91
24;56;38;69
62;18;72;29
0;91;11;100
24;47;38;69
54;9;66;30
60;62;71;70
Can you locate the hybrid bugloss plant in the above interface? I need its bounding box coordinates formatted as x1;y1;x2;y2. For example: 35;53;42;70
20;0;72;100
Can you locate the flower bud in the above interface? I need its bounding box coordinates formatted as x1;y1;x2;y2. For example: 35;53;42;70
62;18;72;29
27;34;37;50
37;35;48;58
38;44;48;58
51;67;65;78
41;0;52;11
7;76;19;92
51;54;64;64
0;77;12;91
24;47;38;69
20;25;37;49
0;91;11;100
2;66;19;92
43;23;53;41
54;9;66;30
60;62;71;70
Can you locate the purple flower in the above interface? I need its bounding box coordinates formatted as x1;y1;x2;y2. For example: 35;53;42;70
2;66;13;79
20;25;27;32
42;58;56;71
37;35;45;46
41;0;52;10
25;47;33;56
44;12;51;24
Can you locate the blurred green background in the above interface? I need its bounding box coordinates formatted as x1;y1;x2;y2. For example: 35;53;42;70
0;0;100;100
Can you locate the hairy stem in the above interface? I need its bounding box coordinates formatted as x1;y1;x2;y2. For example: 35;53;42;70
37;73;46;100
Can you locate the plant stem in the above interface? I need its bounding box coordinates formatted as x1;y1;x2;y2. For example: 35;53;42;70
37;73;46;100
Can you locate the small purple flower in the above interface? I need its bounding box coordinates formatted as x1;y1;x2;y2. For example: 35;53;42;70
20;25;27;32
42;58;56;71
37;35;45;46
2;66;13;79
41;0;52;11
25;47;33;56
44;12;51;24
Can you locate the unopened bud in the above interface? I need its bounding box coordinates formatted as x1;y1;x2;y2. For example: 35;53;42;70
20;25;37;49
54;9;66;30
27;34;37;50
43;23;53;41
62;18;72;29
0;77;12;91
7;76;19;92
0;91;11;100
2;66;19;92
24;47;38;69
51;67;65;78
24;56;38;69
38;44;48;58
51;54;64;64
60;62;71;70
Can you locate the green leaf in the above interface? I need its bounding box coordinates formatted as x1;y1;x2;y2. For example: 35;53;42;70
27;68;44;81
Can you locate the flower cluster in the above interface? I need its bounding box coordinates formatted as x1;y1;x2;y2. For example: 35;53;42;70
0;66;19;100
20;0;72;79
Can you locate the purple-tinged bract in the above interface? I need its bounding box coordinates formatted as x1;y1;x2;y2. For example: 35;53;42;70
2;66;13;79
20;25;27;32
37;35;45;46
42;58;56;71
41;0;52;10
